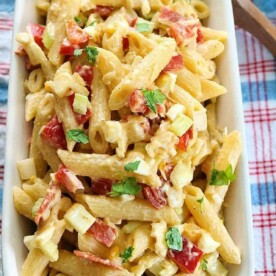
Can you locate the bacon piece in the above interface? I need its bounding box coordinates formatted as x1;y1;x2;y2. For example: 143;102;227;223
74;65;94;88
92;5;113;18
41;116;67;149
34;184;61;225
74;250;123;270
91;178;113;195
168;236;203;273
163;54;184;72
66;20;89;45
128;89;149;114
68;94;92;125
27;23;45;48
177;127;193;151
160;7;183;23
87;219;116;247
15;46;37;71
142;186;167;209
55;164;84;193
122;37;129;52
168;22;195;46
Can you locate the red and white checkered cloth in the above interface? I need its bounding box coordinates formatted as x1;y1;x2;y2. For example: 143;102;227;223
0;1;275;275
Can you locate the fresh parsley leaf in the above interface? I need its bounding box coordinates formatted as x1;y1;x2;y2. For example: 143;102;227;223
201;259;208;271
142;89;166;113
209;164;236;186
124;161;141;172
67;129;89;144
119;246;134;263
196;197;204;214
85;46;99;64
74;16;82;25
108;177;141;197
74;49;84;57
165;227;183;251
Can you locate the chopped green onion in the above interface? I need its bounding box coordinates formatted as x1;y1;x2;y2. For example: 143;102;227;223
169;114;193;137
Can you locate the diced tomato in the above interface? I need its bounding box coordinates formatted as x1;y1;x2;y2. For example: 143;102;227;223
168;236;203;273
160;7;183;23
122;37;129;52
74;250;123;270
128;89;149;114
142;186;167;209
197;28;204;43
41;116;67;149
177;127;193;151
68;94;92;125
55;164;84;193
87;219;116;247
91;178;113;195
168;22;195;46
66;20;89;45
28;23;45;48
163;54;184;72
60;38;81;55
34;184;61;225
92;5;113;18
128;17;138;27
15;46;36;71
74;65;94;88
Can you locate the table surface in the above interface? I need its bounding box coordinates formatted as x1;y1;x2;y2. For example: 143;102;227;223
0;0;275;275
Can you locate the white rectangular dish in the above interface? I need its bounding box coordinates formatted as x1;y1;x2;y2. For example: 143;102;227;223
2;0;254;275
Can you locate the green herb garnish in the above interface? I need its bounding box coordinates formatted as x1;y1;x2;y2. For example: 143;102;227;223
209;164;236;186
165;227;183;251
108;177;141;197
74;16;83;26
201;258;208;271
67;129;89;144
74;46;99;64
142;89;166;113
196;197;204;214
119;246;134;263
124;161;141;172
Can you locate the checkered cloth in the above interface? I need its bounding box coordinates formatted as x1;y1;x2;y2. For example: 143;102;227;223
0;0;275;275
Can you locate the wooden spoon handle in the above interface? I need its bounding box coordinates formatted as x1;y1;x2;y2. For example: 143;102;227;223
232;0;276;56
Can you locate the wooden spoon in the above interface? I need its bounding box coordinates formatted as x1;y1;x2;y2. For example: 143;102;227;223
232;0;276;56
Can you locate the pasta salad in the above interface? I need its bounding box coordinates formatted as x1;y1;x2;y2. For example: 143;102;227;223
14;0;242;275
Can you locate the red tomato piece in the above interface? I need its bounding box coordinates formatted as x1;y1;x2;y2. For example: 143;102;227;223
160;7;183;23
122;37;129;52
66;20;89;45
177;127;193;151
128;17;138;27
168;22;195;46
28;23;45;48
74;65;94;88
68;94;92;125
197;28;204;43
168;236;203;273
34;185;61;225
55;164;84;193
92;5;113;17
15;46;37;71
128;89;149;114
74;250;123;270
142;186;167;209
59;38;81;55
87;219;116;247
163;54;184;72
91;178;113;195
41;116;67;149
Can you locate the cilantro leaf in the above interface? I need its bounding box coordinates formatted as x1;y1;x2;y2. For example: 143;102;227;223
142;89;166;113
108;177;141;197
74;16;83;26
67;129;89;144
74;49;84;57
124;161;141;172
85;46;98;64
201;259;208;271
196;197;204;214
165;227;183;251
119;246;134;263
209;164;236;186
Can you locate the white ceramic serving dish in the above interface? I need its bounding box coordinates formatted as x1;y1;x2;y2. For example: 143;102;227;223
2;0;254;275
